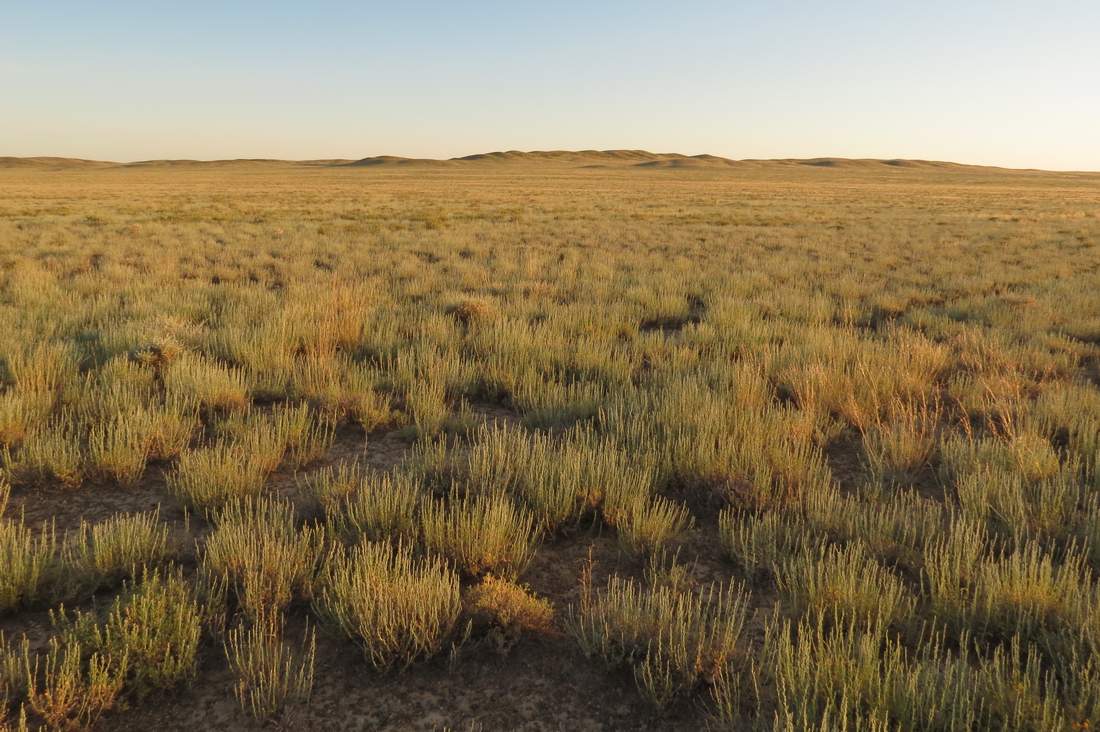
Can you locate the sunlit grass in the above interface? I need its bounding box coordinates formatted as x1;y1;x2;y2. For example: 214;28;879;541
0;159;1098;728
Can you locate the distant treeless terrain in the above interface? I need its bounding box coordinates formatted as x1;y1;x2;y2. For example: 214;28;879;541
2;149;1095;174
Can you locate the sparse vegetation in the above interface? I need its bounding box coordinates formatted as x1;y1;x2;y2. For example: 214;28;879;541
2;156;1099;728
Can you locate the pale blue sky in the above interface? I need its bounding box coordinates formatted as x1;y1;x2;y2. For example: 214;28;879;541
3;1;1099;169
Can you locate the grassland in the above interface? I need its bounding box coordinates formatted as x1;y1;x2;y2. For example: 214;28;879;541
0;151;1099;730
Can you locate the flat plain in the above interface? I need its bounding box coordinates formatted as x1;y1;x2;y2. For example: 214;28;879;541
1;152;1100;730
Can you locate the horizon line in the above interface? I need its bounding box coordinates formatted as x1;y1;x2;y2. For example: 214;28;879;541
2;150;1098;175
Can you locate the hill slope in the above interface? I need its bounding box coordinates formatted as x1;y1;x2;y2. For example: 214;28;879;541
0;151;1079;174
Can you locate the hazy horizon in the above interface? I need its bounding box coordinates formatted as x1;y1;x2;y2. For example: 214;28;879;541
5;1;1099;171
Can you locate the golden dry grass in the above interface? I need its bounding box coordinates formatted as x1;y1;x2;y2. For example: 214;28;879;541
0;155;1099;729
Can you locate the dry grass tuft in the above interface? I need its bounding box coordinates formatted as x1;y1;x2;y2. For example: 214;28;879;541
420;490;539;579
567;560;749;707
464;575;556;637
202;497;324;617
225;610;316;722
313;541;461;671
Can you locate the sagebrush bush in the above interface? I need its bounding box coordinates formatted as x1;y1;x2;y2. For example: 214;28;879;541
1;342;78;398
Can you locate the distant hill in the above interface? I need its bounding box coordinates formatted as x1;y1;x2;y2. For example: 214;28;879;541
0;156;112;170
0;151;1079;174
344;155;453;168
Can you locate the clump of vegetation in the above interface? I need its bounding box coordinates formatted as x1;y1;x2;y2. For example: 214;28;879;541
775;541;915;627
61;510;176;596
163;354;249;414
420;490;539;579
0;518;58;612
311;464;422;544
459;424;692;554
464;575;555;639
167;440;270;512
53;567;202;699
3;417;85;488
448;298;496;326
21;636;127;730
567;564;749;707
313;541;461;671
225;610;316;722
202;497;324;617
718;507;809;582
604;493;693;557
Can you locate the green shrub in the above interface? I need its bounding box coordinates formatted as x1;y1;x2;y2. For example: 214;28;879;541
53;568;201;699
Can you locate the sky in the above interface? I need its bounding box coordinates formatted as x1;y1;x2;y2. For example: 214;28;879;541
3;1;1099;170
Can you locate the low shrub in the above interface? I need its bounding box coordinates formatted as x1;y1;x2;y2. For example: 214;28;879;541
420;490;538;579
567;571;749;706
313;541;461;671
202;498;324;617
